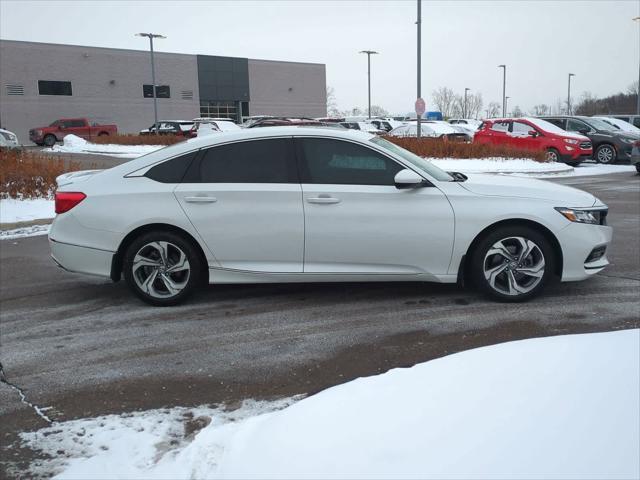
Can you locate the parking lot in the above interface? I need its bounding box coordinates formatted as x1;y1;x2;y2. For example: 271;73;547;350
1;170;639;475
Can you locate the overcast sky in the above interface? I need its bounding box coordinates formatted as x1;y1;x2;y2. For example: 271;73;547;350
1;0;638;114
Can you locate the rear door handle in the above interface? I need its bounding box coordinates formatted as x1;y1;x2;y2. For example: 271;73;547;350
307;196;341;204
184;196;217;203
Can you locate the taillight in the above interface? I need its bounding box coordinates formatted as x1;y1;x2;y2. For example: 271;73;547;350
55;192;86;214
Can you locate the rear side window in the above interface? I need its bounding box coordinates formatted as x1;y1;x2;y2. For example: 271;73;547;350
145;151;198;183
190;138;296;183
298;138;402;186
491;121;509;132
545;118;566;129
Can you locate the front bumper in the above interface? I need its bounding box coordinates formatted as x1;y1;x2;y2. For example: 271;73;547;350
557;222;613;282
50;238;113;278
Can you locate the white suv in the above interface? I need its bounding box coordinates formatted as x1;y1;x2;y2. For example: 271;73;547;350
50;127;612;306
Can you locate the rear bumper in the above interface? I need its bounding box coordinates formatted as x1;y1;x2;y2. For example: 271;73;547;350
49;238;113;278
557;222;612;282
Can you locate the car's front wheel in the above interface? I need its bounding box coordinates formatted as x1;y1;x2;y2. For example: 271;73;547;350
43;134;57;147
595;144;616;164
123;231;203;306
545;148;560;162
470;226;556;302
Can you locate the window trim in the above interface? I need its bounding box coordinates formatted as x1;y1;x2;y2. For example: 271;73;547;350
294;136;409;187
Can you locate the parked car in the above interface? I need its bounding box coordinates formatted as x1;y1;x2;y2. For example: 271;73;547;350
541;116;639;164
49;127;612;306
449;118;482;129
0;127;19;148
188;118;241;137
340;122;386;135
242;116;274;127
592;116;640;135
248;117;327;128
140;121;194;136
611;115;640;129
30;118;117;146
366;119;405;132
631;140;640;173
389;121;470;141
474;117;592;166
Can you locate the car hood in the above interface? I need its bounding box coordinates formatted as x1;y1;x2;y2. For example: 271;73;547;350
457;173;597;207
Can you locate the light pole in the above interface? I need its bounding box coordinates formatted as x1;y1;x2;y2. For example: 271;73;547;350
498;64;506;117
567;73;575;115
359;50;379;119
416;0;422;139
634;17;640;115
136;32;166;134
464;87;470;118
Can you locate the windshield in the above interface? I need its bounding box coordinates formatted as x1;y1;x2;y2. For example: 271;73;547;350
370;137;453;182
582;117;616;131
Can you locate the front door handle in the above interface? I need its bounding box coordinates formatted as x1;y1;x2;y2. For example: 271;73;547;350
307;196;341;204
184;196;217;203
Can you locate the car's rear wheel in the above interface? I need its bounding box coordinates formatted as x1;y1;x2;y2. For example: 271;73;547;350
595;144;616;164
545;148;560;162
43;134;57;147
123;231;202;306
470;226;556;302
635;163;640;173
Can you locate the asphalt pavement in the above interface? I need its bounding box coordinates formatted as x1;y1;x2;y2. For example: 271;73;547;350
1;171;638;477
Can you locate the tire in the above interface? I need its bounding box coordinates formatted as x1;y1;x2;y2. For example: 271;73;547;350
566;161;582;167
635;164;640;173
123;231;203;306
469;226;556;302
43;134;57;147
595;144;616;164
545;148;560;162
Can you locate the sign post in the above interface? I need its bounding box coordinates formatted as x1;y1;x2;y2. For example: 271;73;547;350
415;97;425;139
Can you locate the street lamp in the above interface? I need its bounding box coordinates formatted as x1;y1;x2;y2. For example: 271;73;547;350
136;32;166;134
359;50;379;119
634;17;640;115
498;65;506;117
567;73;575;115
464;87;470;119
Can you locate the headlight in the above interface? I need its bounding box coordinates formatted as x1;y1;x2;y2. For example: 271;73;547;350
564;138;579;145
555;207;601;224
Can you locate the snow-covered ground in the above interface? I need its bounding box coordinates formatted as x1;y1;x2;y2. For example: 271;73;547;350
45;134;164;159
429;157;637;177
0;198;55;223
21;329;640;480
0;224;50;240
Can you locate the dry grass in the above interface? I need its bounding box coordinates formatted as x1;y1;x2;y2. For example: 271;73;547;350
92;134;185;146
385;136;548;162
0;148;85;199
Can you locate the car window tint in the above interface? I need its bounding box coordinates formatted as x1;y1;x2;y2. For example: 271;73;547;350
567;119;588;132
145;151;198;183
545;118;566;129
196;138;296;183
298;138;402;185
633;118;640;128
491;122;509;132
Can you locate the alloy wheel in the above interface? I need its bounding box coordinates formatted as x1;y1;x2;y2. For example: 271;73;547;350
483;236;545;296
596;146;614;164
546;150;559;162
132;241;191;299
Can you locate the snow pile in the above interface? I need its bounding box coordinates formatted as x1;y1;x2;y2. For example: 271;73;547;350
46;134;164;159
22;329;640;479
0;198;55;224
0;224;50;240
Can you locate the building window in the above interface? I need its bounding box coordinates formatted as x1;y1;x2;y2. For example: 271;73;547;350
143;84;171;98
199;101;237;120
5;84;24;95
38;80;72;96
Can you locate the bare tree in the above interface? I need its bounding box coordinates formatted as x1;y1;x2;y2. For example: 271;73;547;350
533;104;550;116
512;105;523;118
326;86;339;116
466;92;483;119
627;80;639;96
551;98;565;115
432;87;456;118
369;105;389;117
487;101;501;118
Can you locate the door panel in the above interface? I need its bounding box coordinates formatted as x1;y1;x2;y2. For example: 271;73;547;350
174;138;304;273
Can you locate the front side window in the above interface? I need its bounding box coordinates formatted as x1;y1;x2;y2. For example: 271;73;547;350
298;138;403;186
38;80;72;96
511;121;534;135
491;121;509;132
567;119;590;133
192;138;296;183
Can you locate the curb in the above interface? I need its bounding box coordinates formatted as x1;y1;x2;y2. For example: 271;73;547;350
0;218;52;231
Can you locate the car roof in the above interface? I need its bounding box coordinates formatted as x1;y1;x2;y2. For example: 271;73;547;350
115;127;377;176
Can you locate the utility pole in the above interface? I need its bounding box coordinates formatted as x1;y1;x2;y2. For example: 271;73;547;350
567;73;575;115
136;33;166;134
416;0;422;138
464;87;470;119
359;50;379;119
498;65;506;117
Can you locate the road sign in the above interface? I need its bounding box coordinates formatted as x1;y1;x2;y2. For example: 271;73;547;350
415;98;426;117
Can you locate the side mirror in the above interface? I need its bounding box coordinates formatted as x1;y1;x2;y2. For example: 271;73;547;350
578;128;590;135
394;169;427;189
528;130;538;137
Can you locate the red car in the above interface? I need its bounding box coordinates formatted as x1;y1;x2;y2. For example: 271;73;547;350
474;117;592;166
29;118;118;147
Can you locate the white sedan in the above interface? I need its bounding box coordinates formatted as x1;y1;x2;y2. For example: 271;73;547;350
50;127;611;306
0;127;20;147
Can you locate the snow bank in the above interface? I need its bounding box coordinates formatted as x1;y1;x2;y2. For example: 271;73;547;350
0;224;50;240
45;134;164;159
22;329;640;479
0;198;54;223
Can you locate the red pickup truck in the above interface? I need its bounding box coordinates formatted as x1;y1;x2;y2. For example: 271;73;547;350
29;118;118;146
